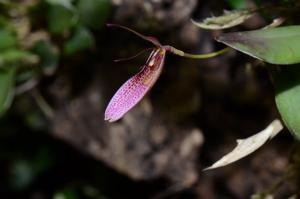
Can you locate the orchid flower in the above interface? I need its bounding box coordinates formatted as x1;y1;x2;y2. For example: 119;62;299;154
104;24;228;122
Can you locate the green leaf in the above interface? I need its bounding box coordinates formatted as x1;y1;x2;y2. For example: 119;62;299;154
10;159;35;190
47;4;75;34
77;0;111;30
217;26;300;64
192;9;255;30
226;0;247;9
274;67;300;140
9;150;53;190
45;0;74;10
0;66;16;116
53;189;78;199
0;29;17;50
0;49;37;66
64;26;94;55
31;40;59;75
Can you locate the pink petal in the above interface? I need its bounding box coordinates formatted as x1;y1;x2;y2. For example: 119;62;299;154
105;48;166;122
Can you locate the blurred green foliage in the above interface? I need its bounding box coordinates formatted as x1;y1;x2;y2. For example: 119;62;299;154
226;0;247;9
53;189;79;199
0;0;112;198
77;0;111;30
47;4;75;34
32;40;59;75
0;29;17;50
64;26;94;56
0;0;111;117
0;66;15;116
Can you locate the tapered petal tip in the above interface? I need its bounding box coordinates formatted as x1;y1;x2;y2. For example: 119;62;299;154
104;114;113;122
104;117;117;122
104;115;119;123
104;108;122;122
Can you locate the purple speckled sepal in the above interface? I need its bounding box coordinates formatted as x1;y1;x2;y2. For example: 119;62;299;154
105;48;166;122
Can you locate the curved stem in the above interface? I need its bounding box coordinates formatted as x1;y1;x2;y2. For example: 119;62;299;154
165;45;230;59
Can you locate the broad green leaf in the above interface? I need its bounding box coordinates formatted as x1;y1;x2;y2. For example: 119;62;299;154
217;26;300;64
0;66;16;116
192;9;255;30
204;120;283;170
64;26;94;55
77;0;111;30
47;4;75;34
274;67;300;140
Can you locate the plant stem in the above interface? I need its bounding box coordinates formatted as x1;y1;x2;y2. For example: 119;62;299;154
165;46;230;59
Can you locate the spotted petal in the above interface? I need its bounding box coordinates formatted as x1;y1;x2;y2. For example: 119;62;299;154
105;48;166;122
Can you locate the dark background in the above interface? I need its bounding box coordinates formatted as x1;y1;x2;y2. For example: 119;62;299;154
0;0;299;198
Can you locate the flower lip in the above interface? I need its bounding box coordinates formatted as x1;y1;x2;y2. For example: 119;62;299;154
104;48;166;122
